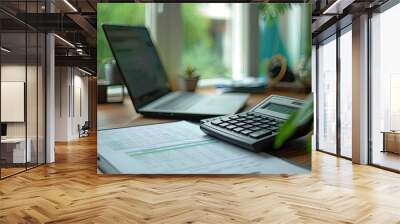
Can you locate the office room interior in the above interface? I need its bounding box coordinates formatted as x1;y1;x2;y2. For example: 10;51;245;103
0;0;399;223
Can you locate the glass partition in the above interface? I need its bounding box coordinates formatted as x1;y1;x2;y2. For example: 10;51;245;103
1;30;28;177
317;36;337;155
0;1;46;179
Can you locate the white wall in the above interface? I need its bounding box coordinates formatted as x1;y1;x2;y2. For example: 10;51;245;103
55;67;89;141
1;65;37;138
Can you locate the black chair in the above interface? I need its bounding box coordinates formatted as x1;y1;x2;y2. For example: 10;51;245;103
78;121;90;138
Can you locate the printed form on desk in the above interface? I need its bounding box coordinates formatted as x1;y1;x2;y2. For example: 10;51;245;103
97;121;309;174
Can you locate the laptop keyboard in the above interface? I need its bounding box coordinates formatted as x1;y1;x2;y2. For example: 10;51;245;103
154;94;202;110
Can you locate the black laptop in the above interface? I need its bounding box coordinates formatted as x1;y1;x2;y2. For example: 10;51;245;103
103;25;248;120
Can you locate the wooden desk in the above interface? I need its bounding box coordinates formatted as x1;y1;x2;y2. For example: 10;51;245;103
97;88;311;168
382;131;400;154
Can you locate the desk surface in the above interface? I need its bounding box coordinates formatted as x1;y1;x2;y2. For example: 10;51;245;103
97;88;311;167
1;138;27;143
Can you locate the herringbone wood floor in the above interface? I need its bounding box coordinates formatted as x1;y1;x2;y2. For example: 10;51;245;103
1;135;400;224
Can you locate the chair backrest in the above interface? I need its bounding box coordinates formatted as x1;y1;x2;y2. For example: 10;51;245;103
82;121;90;129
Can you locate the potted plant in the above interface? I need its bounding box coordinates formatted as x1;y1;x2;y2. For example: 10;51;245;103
181;66;200;92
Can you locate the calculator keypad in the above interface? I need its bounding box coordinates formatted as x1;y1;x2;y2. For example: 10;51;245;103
209;112;285;139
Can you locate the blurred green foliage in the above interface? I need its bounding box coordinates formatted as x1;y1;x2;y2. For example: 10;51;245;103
259;3;292;25
181;4;229;79
97;3;229;80
97;3;145;80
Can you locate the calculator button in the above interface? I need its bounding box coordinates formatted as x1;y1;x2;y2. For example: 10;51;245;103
236;122;246;126
211;120;222;125
226;125;237;130
219;123;229;127
243;124;252;129
237;118;246;122
249;130;272;139
238;114;247;117
233;127;244;132
240;130;252;135
228;120;237;124
269;127;279;131
250;127;261;131
260;124;270;128
230;115;239;119
253;122;262;126
221;118;230;122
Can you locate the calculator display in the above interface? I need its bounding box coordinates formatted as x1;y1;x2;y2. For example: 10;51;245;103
262;103;297;115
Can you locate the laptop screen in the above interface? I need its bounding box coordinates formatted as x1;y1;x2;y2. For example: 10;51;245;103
102;25;170;108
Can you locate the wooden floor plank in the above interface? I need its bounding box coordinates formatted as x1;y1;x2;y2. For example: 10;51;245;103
0;135;400;223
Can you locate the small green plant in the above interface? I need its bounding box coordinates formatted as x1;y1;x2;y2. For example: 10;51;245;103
183;66;198;79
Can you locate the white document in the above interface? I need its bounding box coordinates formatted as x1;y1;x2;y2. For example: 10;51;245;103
98;121;310;174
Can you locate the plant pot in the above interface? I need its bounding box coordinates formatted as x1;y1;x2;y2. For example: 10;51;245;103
182;76;199;92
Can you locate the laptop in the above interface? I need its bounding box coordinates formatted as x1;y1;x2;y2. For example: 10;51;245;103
102;25;249;120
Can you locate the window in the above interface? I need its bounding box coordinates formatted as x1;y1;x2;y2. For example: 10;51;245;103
370;3;400;171
181;4;233;79
315;28;353;158
317;36;337;155
339;28;352;158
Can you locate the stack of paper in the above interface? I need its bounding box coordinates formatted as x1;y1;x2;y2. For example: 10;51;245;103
98;121;309;174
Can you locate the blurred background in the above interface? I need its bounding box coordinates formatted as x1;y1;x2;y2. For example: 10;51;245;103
97;3;311;91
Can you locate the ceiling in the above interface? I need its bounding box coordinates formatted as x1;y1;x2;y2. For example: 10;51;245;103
311;0;390;43
0;0;395;73
0;0;98;73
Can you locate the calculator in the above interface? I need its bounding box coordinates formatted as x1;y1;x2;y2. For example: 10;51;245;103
200;95;308;152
